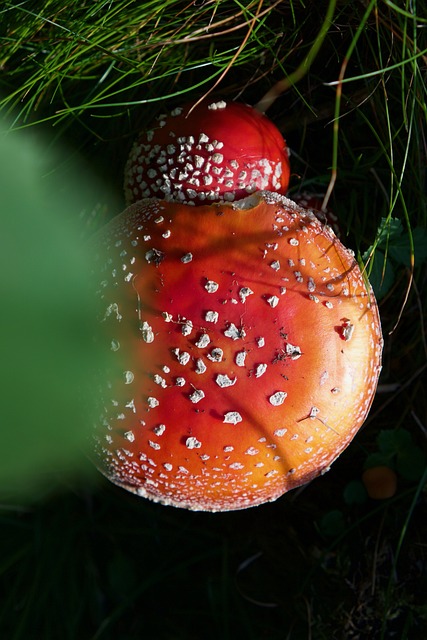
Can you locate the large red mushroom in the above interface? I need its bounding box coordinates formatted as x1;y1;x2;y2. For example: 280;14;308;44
91;191;382;511
124;100;290;206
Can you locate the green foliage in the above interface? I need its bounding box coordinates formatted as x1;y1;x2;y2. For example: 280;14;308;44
364;218;427;299
0;122;117;494
365;429;427;482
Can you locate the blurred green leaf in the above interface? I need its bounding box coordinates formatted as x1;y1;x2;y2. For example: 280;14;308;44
319;510;346;538
365;248;396;299
375;217;404;248
377;429;413;454
364;219;427;299
389;227;427;267
364;452;395;470
396;446;427;482
343;480;368;505
0;121;114;495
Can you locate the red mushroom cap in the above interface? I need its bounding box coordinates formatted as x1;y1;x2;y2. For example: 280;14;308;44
91;191;383;512
124;100;290;206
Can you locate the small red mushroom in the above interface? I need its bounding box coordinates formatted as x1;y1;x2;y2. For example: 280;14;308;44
362;466;397;499
91;191;383;511
124;100;290;206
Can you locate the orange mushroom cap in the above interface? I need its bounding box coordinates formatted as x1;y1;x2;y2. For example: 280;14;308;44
91;191;383;511
124;100;290;206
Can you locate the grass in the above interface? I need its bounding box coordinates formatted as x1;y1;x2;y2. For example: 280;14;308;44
1;1;426;638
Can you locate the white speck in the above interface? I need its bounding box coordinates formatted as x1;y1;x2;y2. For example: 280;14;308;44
147;396;159;408
141;321;155;343
239;287;254;303
195;333;210;348
154;424;166;436
274;428;287;437
229;462;244;470
182;319;193;336
285;343;302;359
245;447;259;456
148;440;161;450
208;101;226;110
195;358;207;374
320;370;329;386
212;153;224;164
205;310;219;323
289;238;299;246
154;216;164;224
162;312;173;322
124;431;135;442
103;303;122;322
207;347;223;362
215;374;237;388
235;351;247;367
181;253;193;263
341;320;355;341
255;364;267;378
270;260;280;271
257;337;265;347
269;391;287;406
111;339;120;351
186;436;202;449
145;248;164;265
224;445;234;452
175;377;186;386
189;389;205;403
224;323;245;340
267;295;279;308
205;280;219;293
173;349;191;365
124;370;134;384
163;462;173;471
310;406;320;418
223;411;242;424
265;470;279;478
125;399;136;412
153;374;167;388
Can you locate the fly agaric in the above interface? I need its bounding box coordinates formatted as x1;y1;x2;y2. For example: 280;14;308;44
91;191;382;512
124;100;290;206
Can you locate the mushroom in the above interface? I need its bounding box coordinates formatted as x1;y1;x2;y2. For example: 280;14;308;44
91;191;383;512
124;100;290;206
362;466;397;499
